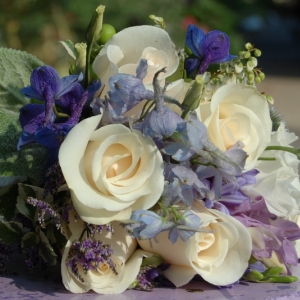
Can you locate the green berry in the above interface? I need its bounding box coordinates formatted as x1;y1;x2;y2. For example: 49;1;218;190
98;24;116;45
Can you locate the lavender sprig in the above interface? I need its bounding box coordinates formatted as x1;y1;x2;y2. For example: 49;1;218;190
66;238;116;283
26;197;61;229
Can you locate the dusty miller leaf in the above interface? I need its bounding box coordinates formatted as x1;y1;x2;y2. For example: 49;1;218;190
0;108;47;185
0;48;44;112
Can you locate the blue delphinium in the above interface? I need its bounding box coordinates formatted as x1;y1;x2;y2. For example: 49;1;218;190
18;66;100;166
185;24;236;77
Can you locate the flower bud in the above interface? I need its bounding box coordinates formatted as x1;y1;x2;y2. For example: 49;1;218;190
74;43;87;75
255;76;261;84
85;5;105;45
259;72;265;80
245;42;253;50
182;75;204;111
254;49;262;57
244;51;251;59
266;95;274;104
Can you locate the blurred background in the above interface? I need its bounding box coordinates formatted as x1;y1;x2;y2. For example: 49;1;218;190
1;0;299;143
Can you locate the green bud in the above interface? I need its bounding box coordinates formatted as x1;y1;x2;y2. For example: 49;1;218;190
74;43;87;74
149;14;166;29
244;51;251;59
269;276;298;283
255;76;261;84
247;71;254;82
86;5;105;45
245;42;253;50
182;75;204;111
243;270;264;282
254;49;262;57
266;95;274;104
141;254;163;267
97;24;116;45
262;267;283;278
249;56;258;67
239;51;245;59
259;72;265;80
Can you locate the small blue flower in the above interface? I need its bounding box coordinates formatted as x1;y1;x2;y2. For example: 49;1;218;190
128;210;173;240
185;24;236;77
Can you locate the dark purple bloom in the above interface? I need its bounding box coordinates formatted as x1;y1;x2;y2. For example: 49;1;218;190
18;66;100;166
185;24;235;77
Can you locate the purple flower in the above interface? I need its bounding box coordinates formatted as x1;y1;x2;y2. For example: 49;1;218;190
185;24;235;77
18;66;100;166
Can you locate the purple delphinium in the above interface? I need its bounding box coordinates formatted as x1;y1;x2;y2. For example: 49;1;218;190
66;238;116;283
127;210;173;240
134;68;185;139
233;198;300;274
18;66;101;166
185;24;236;77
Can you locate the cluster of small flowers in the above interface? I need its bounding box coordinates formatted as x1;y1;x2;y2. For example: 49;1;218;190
26;197;61;229
66;238;116;283
85;223;114;237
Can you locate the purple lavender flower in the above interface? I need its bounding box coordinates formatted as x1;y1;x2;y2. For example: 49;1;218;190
66;238;116;283
185;24;235;77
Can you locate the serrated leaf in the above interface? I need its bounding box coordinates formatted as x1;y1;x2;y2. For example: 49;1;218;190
38;230;57;265
58;40;77;60
0;220;24;244
0;48;44;112
0;183;19;220
21;231;39;248
0;108;47;185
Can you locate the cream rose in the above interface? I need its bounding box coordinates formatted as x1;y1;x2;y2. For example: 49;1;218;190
59;115;164;224
139;202;252;286
242;123;300;217
92;25;184;99
197;83;272;170
61;220;151;294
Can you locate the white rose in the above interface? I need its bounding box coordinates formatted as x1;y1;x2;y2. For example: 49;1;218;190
61;220;151;294
139;202;252;286
197;83;272;170
59;115;164;224
92;25;184;100
242;123;300;217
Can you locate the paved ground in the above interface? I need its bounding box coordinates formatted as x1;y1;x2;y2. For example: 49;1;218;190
259;76;300;148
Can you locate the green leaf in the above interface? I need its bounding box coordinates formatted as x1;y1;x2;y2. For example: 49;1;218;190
262;266;283;279
166;58;184;82
38;230;57;266
0;48;44;112
21;231;39;248
0;220;24;244
0;108;47;185
0;184;19;220
16;187;37;222
58;40;77;60
47;224;67;251
268;276;298;283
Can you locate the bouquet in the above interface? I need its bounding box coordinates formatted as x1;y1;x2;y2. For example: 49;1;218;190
1;4;300;295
